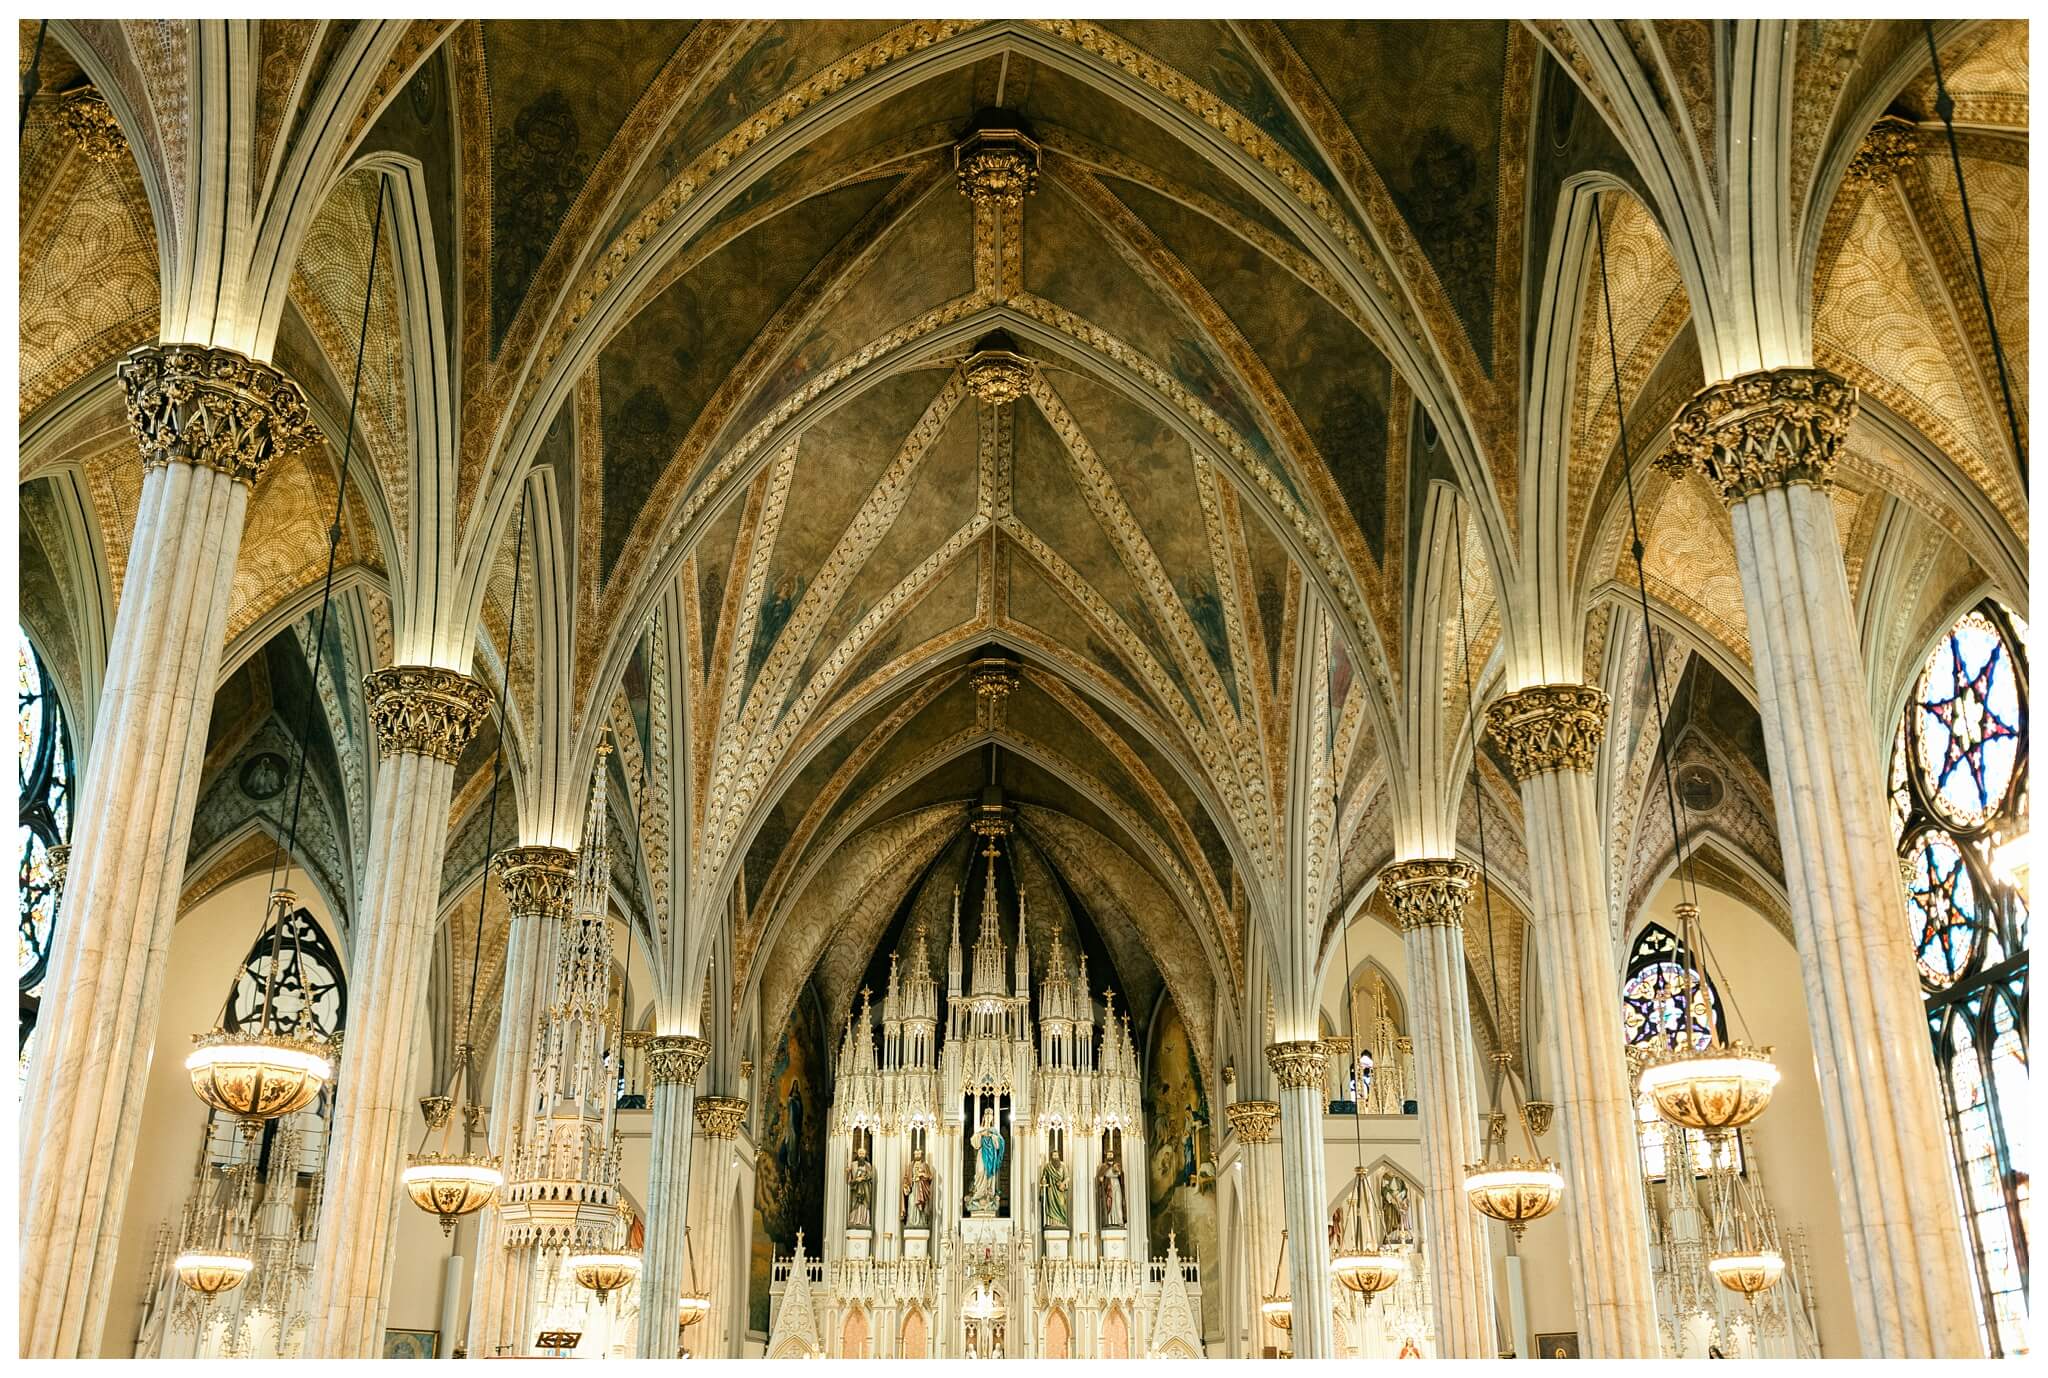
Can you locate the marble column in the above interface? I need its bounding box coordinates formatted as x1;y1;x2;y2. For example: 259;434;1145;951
639;1035;710;1358
691;1095;749;1358
17;345;316;1358
306;666;495;1357
1485;683;1659;1356
465;845;577;1359
1264;1041;1334;1359
1224;1100;1279;1358
1379;859;1497;1358
1660;369;1979;1356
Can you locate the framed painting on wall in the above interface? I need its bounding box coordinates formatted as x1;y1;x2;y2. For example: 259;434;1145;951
383;1328;439;1360
1535;1331;1580;1359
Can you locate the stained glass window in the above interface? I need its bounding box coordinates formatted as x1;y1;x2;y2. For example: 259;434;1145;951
18;630;72;1050
1620;922;1725;1051
1890;599;2029;1357
224;903;346;1040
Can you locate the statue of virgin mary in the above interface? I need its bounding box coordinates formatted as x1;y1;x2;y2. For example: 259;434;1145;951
969;1107;1006;1213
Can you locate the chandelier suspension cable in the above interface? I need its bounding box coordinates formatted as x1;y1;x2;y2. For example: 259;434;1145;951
231;175;388;1038
1922;21;2027;490
1592;192;1722;1052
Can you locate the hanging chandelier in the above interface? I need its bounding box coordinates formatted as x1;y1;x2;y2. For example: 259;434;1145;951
172;1250;254;1300
1708;1250;1785;1301
678;1224;711;1336
1260;1229;1293;1331
568;1251;643;1303
1330;1168;1408;1298
1463;1058;1564;1239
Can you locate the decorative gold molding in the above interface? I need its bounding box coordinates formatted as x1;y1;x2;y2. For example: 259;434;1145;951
1485;683;1610;780
1657;367;1860;503
117;343;319;486
955;123;1040;208
1225;1099;1280;1144
963;336;1034;406
1378;857;1476;931
363;666;493;764
1843;116;1919;188
694;1094;749;1138
494;845;578;921
1264;1039;1329;1091
649;1034;711;1088
57;86;127;164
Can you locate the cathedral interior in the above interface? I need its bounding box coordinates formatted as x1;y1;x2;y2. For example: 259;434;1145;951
13;15;2031;1363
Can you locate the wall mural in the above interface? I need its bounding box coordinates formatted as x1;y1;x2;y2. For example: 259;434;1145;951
750;980;828;1332
1144;995;1218;1334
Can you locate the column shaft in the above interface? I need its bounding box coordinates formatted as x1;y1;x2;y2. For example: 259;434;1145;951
1265;1043;1333;1359
638;1037;709;1358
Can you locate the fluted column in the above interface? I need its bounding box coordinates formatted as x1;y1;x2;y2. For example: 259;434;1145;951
306;666;494;1357
1379;859;1496;1357
1224;1100;1280;1357
691;1095;749;1357
1264;1042;1333;1358
17;345;316;1357
639;1035;710;1358
1659;369;1978;1356
466;845;577;1359
1485;684;1658;1355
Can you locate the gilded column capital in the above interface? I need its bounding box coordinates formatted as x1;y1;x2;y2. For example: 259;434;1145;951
649;1034;710;1088
494;845;577;920
363;665;493;764
57;86;126;163
1485;683;1610;780
1378;857;1476;931
1843;116;1918;187
1263;1039;1329;1091
117;343;319;486
1225;1099;1280;1144
695;1095;749;1138
1655;367;1859;503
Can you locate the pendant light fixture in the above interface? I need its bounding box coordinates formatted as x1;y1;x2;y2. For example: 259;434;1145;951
1591;193;1780;1146
401;474;534;1233
184;178;393;1123
1260;1229;1293;1335
172;1145;257;1302
1449;509;1564;1237
677;1225;712;1345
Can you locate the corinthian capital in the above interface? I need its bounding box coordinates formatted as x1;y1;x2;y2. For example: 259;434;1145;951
1225;1099;1280;1144
695;1095;749;1138
117;343;318;486
1378;858;1476;931
494;845;578;920
1264;1039;1329;1091
1485;683;1610;780
363;666;493;764
649;1034;711;1088
1656;367;1859;503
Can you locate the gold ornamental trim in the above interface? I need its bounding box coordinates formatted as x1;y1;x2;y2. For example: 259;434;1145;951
1485;683;1610;780
1843;116;1918;187
57;86;127;163
695;1094;749;1138
1225;1099;1280;1144
963;339;1035;406
955;124;1040;207
1656;367;1859;504
496;845;578;920
1264;1040;1329;1091
1378;857;1476;931
970;662;1019;703
364;666;493;764
117;343;319;486
649;1034;710;1088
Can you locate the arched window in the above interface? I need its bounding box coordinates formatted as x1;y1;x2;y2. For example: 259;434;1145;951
1621;923;1740;1179
1889;600;2029;1357
225;902;347;1040
18;629;73;1050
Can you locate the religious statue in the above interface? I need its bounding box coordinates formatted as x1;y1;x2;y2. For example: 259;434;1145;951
1329;1199;1345;1252
1041;1146;1070;1229
1097;1142;1127;1227
968;1108;1006;1214
847;1142;874;1230
902;1148;935;1230
1379;1171;1411;1240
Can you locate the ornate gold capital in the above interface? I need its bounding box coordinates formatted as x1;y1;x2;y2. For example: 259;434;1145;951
964;333;1034;406
1656;367;1859;503
1225;1099;1280;1144
649;1034;710;1088
1264;1040;1329;1091
1844;116;1918;187
1485;683;1610;780
117;343;318;486
1378;857;1476;931
57;86;126;164
495;845;578;920
363;666;493;764
955;123;1040;207
695;1094;749;1138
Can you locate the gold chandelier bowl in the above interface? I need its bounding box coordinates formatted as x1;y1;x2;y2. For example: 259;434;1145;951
1464;1158;1565;1238
173;1250;254;1298
185;1028;333;1121
568;1251;642;1302
1260;1296;1293;1331
1331;1249;1408;1297
1637;1042;1780;1133
1708;1250;1785;1298
401;1152;503;1234
678;1291;712;1328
